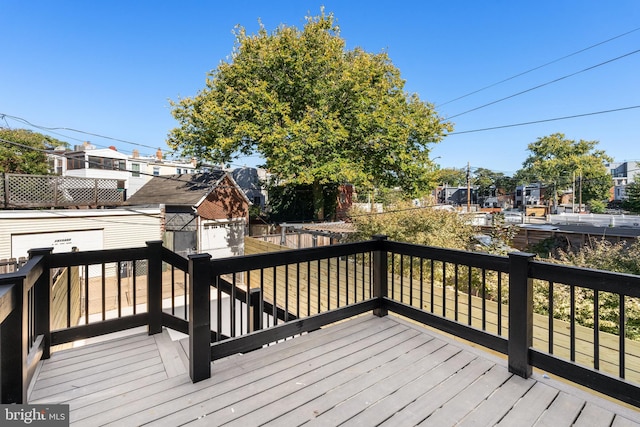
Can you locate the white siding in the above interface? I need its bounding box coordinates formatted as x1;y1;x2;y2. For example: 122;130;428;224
0;209;162;259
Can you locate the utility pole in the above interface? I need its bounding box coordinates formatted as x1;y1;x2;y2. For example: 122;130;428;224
572;171;575;213
579;172;583;212
466;162;471;213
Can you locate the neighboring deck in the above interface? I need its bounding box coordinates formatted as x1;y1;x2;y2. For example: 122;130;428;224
30;315;640;426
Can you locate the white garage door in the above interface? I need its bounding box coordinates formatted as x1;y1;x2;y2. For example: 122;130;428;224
199;220;244;258
11;229;104;259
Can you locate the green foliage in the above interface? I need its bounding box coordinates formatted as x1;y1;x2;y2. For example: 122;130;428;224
587;199;606;214
267;182;338;223
0;128;65;174
541;239;640;339
623;181;640;213
473;168;515;197
349;202;475;250
516;133;612;203
168;10;452;219
527;235;570;258
434;167;467;187
554;239;640;275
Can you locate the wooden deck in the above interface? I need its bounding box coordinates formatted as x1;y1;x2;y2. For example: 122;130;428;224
29;315;640;426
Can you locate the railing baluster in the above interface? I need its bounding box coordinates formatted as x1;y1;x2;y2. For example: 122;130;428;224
284;265;289;322
497;272;503;336
570;284;576;362
306;262;311;317
337;256;340;308
454;264;459;322
117;261;122;318
133;261;137;315
345;255;349;306
231;272;236;337
391;253;395;301
430;259;435;313
170;264;175;316
273;267;277;325
400;254;404;303
260;268;265;327
183;270;188;321
67;263;72;328
594;290;600;370
419;258;424;309
619;294;626;379
317;259;321;314
409;256;414;307
84;264;89;324
101;263;106;321
246;271;251;335
216;276;222;340
296;263;300;318
549;281;554;354
442;261;447;317
467;266;472;326
481;268;486;331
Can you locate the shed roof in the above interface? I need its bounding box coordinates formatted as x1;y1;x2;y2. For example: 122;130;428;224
125;171;248;207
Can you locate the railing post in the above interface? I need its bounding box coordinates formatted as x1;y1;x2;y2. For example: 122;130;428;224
188;253;212;382
249;288;263;332
373;235;388;317
1;280;26;403
146;240;164;335
508;251;536;378
30;248;53;360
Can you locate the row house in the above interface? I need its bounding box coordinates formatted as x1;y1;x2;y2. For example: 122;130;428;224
607;160;639;201
47;142;198;199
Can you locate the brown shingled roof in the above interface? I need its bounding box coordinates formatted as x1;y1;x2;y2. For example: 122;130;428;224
125;171;236;206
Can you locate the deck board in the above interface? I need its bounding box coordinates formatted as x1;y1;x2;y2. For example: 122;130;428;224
29;314;640;426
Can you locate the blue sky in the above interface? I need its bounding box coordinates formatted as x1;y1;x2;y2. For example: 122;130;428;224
2;1;639;176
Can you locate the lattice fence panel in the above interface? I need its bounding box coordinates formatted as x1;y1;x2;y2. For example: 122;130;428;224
95;178;123;204
56;176;96;205
6;174;57;207
2;173;123;208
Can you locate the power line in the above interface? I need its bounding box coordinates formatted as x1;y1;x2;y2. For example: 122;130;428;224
437;26;640;107
447;49;640;120
448;105;640;135
1;113;265;164
1;114;160;151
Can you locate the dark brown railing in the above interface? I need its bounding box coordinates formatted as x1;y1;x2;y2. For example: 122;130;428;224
1;236;639;408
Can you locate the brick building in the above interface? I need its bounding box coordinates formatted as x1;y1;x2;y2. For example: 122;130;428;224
125;171;250;258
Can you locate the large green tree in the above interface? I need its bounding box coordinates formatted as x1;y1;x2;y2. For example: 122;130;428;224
168;11;452;219
516;133;612;207
623;181;640;213
0;128;65;174
472;168;516;198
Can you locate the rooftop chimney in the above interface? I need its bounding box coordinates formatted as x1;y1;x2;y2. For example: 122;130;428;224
132;149;139;158
156;148;163;161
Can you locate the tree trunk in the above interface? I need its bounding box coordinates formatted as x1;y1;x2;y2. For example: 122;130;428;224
312;181;325;221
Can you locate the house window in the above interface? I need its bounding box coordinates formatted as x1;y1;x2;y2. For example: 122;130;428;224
253;196;261;205
153;167;160;176
88;156;124;170
132;163;140;177
176;168;182;174
66;154;85;170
